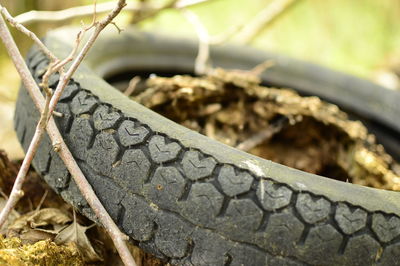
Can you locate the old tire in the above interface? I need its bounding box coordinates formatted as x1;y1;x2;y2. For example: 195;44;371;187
14;28;400;265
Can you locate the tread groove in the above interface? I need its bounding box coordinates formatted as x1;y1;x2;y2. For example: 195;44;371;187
14;41;400;266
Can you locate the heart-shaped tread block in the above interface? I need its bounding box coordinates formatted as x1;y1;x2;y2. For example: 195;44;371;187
149;135;182;163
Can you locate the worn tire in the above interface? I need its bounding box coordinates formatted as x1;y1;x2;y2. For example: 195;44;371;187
15;28;400;265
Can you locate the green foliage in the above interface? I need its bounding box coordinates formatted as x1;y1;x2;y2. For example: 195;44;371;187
141;0;400;77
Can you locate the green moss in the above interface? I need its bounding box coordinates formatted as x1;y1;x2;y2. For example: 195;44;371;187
0;237;84;266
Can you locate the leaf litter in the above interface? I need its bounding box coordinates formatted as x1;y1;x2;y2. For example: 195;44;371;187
7;208;71;244
54;210;101;262
0;151;163;265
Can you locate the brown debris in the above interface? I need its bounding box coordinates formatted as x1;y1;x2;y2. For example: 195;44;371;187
7;208;71;244
54;211;101;263
134;68;400;191
0;149;166;265
0;150;20;194
0;150;66;214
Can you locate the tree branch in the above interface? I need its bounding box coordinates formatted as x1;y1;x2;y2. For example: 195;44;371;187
124;76;141;96
0;1;137;265
15;1;138;25
182;9;211;75
15;0;209;25
0;6;57;62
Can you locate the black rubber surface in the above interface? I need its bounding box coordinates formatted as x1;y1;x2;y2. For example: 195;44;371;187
14;29;400;265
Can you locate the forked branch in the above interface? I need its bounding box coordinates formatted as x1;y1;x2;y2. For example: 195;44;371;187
0;1;137;265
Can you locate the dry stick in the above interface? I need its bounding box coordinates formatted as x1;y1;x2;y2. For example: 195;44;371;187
181;6;242;75
39;55;76;127
48;2;126;119
235;0;299;44
0;2;137;266
182;0;297;49
15;1;139;25
124;76;141;96
0;0;94;195
182;9;210;75
197;0;298;46
1;0;95;178
35;190;48;212
236;117;289;151
182;0;295;75
250;60;275;76
51;0;139;262
2;0;209;264
0;16;49;231
42;9;98;124
1;2;58;129
15;0;209;25
235;125;283;151
0;6;57;62
2;4;72;129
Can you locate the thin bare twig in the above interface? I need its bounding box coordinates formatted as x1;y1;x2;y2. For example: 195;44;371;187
0;1;137;265
48;1;128;119
1;0;211;265
0;14;49;229
180;0;295;75
250;60;275;76
236;124;284;151
236;127;279;151
15;0;209;25
235;0;299;44
41;2;99;125
124;76;141;96
0;6;57;62
182;9;211;75
50;1;137;263
0;190;8;200
1;3;80;132
15;1;138;25
39;45;79;128
87;0;98;30
35;190;48;211
39;24;89;133
181;0;298;48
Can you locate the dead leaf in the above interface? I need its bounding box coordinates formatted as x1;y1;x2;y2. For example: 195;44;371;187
8;208;71;233
7;208;71;244
18;229;58;244
54;211;102;262
28;208;71;228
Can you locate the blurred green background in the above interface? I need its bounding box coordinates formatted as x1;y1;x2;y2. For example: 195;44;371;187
0;0;399;159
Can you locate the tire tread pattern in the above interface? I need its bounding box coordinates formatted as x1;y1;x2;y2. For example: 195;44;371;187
14;48;400;265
